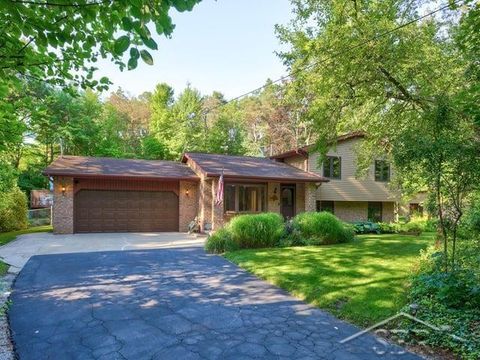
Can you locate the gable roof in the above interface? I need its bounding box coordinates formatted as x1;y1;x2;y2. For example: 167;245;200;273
182;153;327;183
270;131;366;160
43;156;199;181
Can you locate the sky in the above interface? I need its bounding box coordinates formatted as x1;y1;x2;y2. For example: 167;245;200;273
97;0;293;100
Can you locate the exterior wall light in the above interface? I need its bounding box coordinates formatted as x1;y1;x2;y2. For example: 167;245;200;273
185;188;190;197
61;184;66;196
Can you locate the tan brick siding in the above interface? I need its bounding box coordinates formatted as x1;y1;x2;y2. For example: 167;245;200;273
382;202;395;223
179;181;199;232
333;201;368;222
53;177;74;234
305;183;317;212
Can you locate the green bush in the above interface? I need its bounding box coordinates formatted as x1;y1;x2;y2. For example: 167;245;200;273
378;222;399;234
204;228;239;254
0;187;28;232
402;246;480;359
228;213;285;248
292;211;354;245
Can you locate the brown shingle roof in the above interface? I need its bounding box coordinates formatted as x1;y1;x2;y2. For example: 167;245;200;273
43;156;199;181
182;153;327;183
270;131;366;160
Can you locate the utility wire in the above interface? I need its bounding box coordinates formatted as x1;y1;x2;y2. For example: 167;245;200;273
206;0;462;114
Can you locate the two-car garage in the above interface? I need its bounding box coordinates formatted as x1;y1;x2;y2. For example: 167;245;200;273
43;156;199;234
74;190;179;233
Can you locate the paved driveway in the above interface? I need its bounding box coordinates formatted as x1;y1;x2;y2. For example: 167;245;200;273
9;247;419;360
0;232;205;272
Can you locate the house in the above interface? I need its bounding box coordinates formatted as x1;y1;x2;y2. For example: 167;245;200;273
43;153;327;234
271;132;425;222
44;132;424;234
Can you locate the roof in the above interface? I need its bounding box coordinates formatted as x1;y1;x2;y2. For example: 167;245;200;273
270;131;366;160
182;153;327;183
43;156;199;181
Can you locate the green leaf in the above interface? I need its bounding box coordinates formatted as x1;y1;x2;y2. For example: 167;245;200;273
140;49;153;65
114;35;130;55
121;17;133;31
130;47;140;59
128;57;138;70
142;37;158;50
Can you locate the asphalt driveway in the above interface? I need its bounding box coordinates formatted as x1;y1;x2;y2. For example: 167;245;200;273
9;248;419;360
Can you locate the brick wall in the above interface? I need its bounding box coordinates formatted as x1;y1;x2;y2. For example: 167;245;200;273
305;183;317;212
382;202;395;222
334;201;368;222
179;181;199;232
52;177;74;234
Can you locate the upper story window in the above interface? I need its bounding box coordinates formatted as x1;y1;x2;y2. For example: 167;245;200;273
323;156;341;179
375;160;390;182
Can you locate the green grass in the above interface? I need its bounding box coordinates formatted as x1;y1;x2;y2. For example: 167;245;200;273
0;225;52;246
0;225;52;275
225;232;436;327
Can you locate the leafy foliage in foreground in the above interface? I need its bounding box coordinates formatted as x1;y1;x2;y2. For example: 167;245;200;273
0;0;201;91
402;242;480;359
0;187;28;233
228;213;285;249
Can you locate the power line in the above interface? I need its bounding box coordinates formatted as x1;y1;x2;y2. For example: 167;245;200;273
207;0;462;113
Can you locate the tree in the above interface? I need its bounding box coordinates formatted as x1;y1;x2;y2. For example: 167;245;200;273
277;0;479;269
0;0;201;91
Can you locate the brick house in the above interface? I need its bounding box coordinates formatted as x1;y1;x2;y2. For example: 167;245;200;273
44;132;424;234
44;153;327;234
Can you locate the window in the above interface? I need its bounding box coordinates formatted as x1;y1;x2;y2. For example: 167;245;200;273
368;202;383;222
224;184;266;213
323;156;341;179
316;200;334;214
375;160;390;182
409;203;424;217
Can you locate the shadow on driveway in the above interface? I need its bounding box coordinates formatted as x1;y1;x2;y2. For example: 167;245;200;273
9;248;420;359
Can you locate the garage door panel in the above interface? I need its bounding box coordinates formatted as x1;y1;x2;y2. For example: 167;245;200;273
74;189;179;233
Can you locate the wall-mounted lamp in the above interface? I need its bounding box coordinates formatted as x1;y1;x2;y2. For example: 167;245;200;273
61;184;66;196
185;188;190;197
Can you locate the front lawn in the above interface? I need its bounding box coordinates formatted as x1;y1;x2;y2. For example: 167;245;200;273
0;225;52;247
226;232;435;327
0;225;52;275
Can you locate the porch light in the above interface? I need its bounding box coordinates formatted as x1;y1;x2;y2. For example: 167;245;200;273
185;188;190;197
61;184;66;196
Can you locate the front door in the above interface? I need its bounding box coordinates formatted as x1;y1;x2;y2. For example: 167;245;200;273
280;185;296;219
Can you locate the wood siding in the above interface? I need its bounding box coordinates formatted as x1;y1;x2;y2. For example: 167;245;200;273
308;138;399;202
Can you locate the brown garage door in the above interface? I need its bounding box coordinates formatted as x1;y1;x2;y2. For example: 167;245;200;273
74;190;179;233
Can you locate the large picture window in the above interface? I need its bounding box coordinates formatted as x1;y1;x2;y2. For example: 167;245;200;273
224;184;266;213
375;160;390;182
323;156;341;179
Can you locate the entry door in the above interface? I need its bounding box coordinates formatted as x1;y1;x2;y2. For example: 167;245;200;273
280;185;296;219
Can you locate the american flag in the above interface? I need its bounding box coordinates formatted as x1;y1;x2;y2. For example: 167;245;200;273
215;170;224;206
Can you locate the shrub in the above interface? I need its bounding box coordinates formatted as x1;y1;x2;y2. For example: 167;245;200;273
292;211;354;245
204;228;239;254
401;246;480;359
378;222;399;234
0;187;28;232
228;213;285;248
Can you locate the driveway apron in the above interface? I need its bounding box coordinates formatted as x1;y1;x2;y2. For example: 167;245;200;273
9;248;420;360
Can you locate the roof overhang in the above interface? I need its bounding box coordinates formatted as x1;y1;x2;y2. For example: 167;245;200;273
42;172;200;182
205;173;328;183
